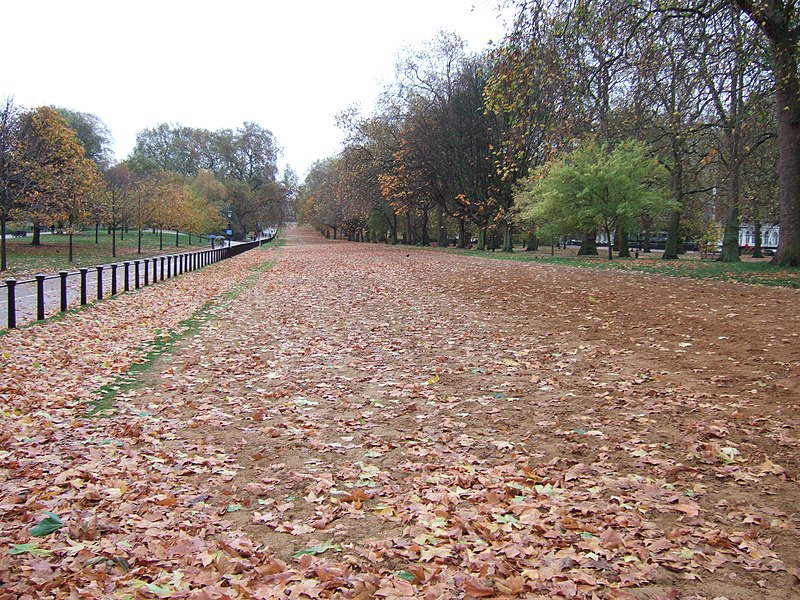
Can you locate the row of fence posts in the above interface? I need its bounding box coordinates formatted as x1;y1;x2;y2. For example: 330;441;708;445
3;236;272;330
3;244;246;329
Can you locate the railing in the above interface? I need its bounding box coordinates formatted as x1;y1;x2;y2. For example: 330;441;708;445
1;234;275;330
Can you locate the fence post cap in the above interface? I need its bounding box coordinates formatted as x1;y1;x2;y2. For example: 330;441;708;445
5;277;16;284
59;270;69;275
35;273;46;279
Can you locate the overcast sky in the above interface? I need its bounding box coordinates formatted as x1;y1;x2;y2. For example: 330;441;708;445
3;1;510;179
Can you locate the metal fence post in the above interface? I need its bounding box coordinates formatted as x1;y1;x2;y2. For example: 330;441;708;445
124;262;130;292
5;278;17;329
134;260;140;289
96;265;104;299
35;274;46;320
59;271;69;311
80;268;89;305
153;257;159;283
111;264;118;295
144;259;150;286
160;256;165;281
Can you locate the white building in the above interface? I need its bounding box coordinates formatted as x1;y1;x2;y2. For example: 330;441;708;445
739;223;780;249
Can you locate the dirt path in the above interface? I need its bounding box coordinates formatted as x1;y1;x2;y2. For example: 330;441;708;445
3;227;797;599
113;227;796;599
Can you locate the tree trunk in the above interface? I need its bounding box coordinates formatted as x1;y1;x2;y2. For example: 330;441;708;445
436;204;447;247
664;139;684;260
502;222;513;252
69;216;75;262
525;229;538;251
175;228;179;247
771;45;800;266
663;210;681;260
390;213;398;244
458;218;466;248
752;221;764;258
717;205;742;262
476;227;485;251
1;212;7;271
618;228;630;258
577;229;598;255
138;227;142;254
95;221;99;243
421;209;430;246
32;223;41;246
604;227;613;260
112;220;117;258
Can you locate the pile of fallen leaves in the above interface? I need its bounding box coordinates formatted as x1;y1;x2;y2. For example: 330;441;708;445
1;228;798;599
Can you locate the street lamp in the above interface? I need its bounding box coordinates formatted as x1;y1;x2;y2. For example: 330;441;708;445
226;209;232;247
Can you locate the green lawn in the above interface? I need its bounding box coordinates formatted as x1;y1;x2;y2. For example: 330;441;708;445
440;246;800;288
1;230;211;279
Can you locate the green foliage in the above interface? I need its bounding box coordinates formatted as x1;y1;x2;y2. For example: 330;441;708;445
29;512;63;537
516;139;673;255
292;539;342;559
8;542;53;557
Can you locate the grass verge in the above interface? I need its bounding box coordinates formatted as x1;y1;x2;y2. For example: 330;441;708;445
439;247;800;288
85;255;275;417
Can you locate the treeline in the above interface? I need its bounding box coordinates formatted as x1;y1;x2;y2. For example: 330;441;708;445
297;0;799;266
0;101;294;271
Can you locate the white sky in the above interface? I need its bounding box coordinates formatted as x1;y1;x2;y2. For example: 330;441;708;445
3;1;510;180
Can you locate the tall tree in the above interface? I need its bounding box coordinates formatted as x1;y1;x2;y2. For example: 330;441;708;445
0;99;24;271
734;0;800;266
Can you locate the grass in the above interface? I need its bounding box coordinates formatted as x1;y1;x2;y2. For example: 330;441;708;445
438;246;800;288
1;229;211;279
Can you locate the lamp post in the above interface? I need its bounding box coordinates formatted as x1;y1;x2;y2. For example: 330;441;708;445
226;209;232;247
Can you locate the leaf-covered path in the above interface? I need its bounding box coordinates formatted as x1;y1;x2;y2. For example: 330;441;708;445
2;227;799;599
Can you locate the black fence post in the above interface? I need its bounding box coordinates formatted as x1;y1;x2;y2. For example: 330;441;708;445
153;257;159;283
143;259;150;286
111;264;118;295
59;271;69;311
124;262;130;292
35;274;46;320
80;268;89;305
5;278;17;329
134;260;140;289
96;266;104;299
160;256;165;280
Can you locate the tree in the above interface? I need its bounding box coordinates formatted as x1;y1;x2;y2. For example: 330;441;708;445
734;0;800;266
104;163;135;258
15;106;100;261
517;139;673;260
1;98;25;271
54;107;113;169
